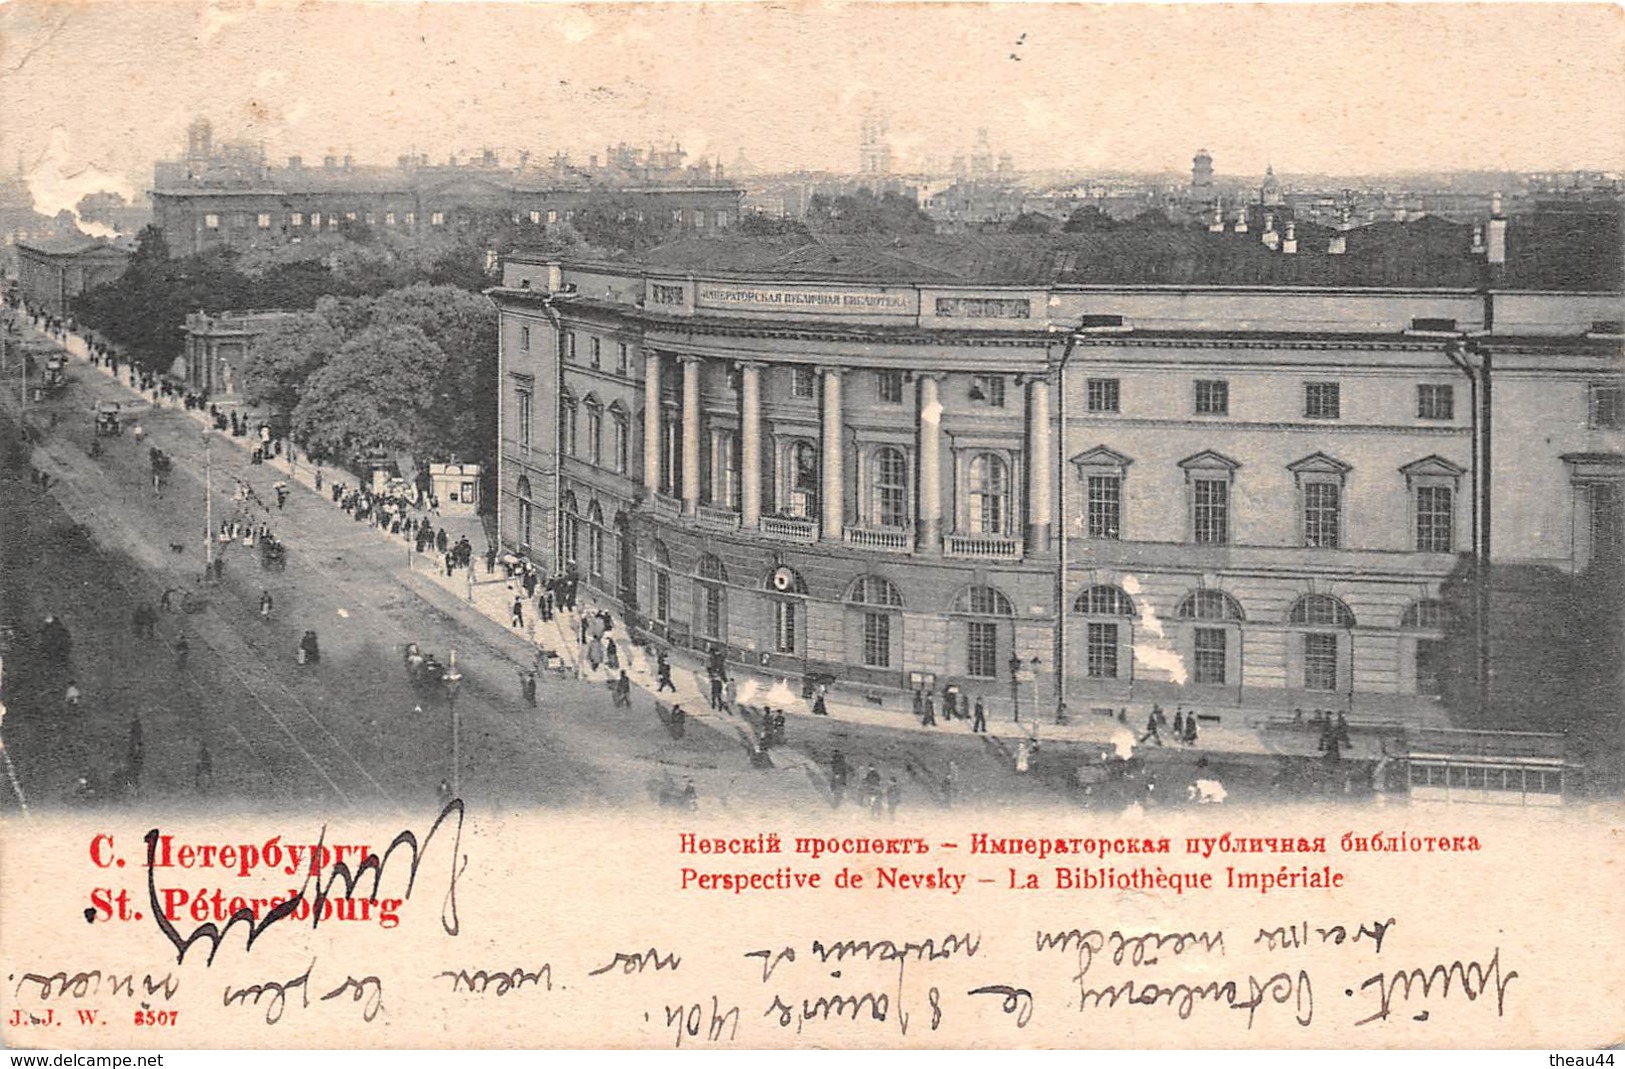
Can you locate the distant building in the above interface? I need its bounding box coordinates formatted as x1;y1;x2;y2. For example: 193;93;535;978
181;309;303;397
1191;148;1215;200
1260;164;1284;206
149;119;744;259
489;213;1621;727
859;113;893;177
14;236;131;315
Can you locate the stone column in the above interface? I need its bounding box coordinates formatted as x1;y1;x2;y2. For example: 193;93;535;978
643;351;662;496
681;356;702;516
820;367;843;540
740;362;763;528
1027;376;1053;552
917;373;944;554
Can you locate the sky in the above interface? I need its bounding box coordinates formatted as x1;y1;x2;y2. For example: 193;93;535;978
2;1;1622;217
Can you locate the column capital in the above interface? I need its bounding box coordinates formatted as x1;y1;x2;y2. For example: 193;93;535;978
814;364;845;379
915;370;947;382
676;353;704;365
735;360;767;371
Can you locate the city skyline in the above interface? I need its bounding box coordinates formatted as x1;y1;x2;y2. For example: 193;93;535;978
2;2;1623;218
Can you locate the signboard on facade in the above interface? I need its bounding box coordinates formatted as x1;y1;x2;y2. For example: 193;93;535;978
695;282;918;316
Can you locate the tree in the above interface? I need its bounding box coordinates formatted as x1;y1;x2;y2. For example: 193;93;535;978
291;324;448;465
1062;205;1117;233
572;195;680;252
238;313;341;415
737;212;811;238
805;189;935;236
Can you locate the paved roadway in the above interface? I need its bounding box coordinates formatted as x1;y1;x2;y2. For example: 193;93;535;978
1;330;1156;817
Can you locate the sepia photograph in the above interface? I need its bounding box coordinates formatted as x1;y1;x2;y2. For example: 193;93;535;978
0;0;1621;1052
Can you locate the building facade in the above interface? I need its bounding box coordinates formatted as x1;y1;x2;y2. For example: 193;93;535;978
14;237;131;315
490;230;1623;726
181;309;303;396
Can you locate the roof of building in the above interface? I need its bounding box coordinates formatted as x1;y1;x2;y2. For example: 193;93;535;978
15;235;132;258
553;209;1621;292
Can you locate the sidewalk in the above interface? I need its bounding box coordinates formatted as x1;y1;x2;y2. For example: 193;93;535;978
49;323;1391;766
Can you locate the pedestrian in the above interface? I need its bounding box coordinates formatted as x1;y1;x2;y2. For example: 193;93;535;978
656;651;676;693
830;751;848;803
721;676;737;715
586;635;603;673
605;637;619;671
1184;713;1199;746
972;696;987;733
436;528;448;554
64;680;81;708
485;546;498;575
259;589;273;621
519;669;537;707
885;775;902;819
812;689;829;717
510;595;525;629
912;690;923;720
613;669;632;708
709;673;724;710
1172;707;1186;740
922;694;936;727
1140;706;1163;746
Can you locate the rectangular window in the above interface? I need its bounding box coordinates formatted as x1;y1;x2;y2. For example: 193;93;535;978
528;210;541;225
1589;482;1623;565
1087;378;1120;413
587;407;603;466
791;367;817;399
1193;479;1229;544
1591;384;1623;429
547;209;558;225
1418;384;1454;420
1304;382;1341;419
1195;379;1229;415
345;211;357;222
204;214;219;229
365;213;375;225
862;612;891;668
774;601;797;654
385;212;396;226
519;325;531;352
702;587;722;640
711;430;739;508
612;418;629;474
715;211;729;229
934;296;1032;319
655;571;670;623
1087;475;1121;539
1086;622;1119;679
590;337;601;369
1304;482;1341;548
1194;628;1227;685
1415;638;1445;697
617;342;629;376
1304;633;1339;691
257;213;271;229
566;332;577;362
431;212;445;226
405;212;416;225
876;370;904;404
517;390;533;448
291;213;304;226
966;621;999;679
1416;485;1454;552
972;375;1005;407
562;403;577;456
310;212;321;228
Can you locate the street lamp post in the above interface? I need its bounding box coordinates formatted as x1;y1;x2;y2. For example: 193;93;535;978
202;431;214;580
1009;652;1022;723
444;649;464;798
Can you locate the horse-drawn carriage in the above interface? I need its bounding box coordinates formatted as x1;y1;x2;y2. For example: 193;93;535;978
259;536;286;571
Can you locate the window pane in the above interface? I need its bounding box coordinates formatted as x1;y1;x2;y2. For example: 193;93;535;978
1193;479;1228;544
967;621;999;678
1087;378;1120;413
1418;384;1454;420
1194;627;1226;684
1304;633;1338;691
877;371;904;404
875;449;909;526
1086;622;1118;679
775;602;797;653
1304;482;1340;547
1305;382;1341;419
863;612;891;668
1415;638;1445;697
1416;485;1453;552
1195;379;1229;415
1087;475;1120;539
970;455;1008;535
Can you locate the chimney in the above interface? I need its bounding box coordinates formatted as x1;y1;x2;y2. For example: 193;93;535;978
1261;213;1280;250
518;151;530;170
1486;191;1507;267
287;156;302;170
1208;203;1224;233
1282;221;1297;254
1327;232;1346;255
343;154;353;170
482;148;497;167
1471;223;1486;255
398;155;412;169
322;155;337;169
1233;207;1248;234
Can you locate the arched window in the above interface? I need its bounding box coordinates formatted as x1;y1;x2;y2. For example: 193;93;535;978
871;447;909;527
954;585;1012;678
560;391;578;457
785;440;819;519
583;396;603;467
1176;589;1246;621
1073;585;1136;615
561;490;580;567
587;502;605;580
1288;594;1356;627
847;575;903;668
846;575;904;607
515;475;533;547
968;453;1009;535
1288;593;1354;694
1400;600;1449;630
